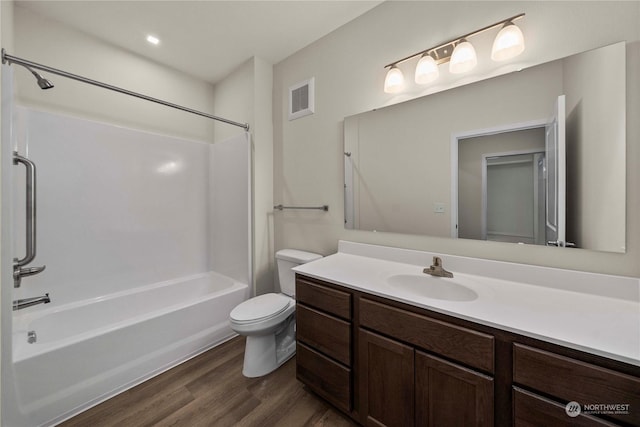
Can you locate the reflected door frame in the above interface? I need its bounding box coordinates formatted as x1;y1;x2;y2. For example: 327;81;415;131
451;118;547;238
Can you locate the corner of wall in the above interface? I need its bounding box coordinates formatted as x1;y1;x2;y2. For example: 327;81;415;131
252;57;275;296
212;55;275;295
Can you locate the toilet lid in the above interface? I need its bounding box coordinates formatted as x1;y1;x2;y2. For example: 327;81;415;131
230;293;292;324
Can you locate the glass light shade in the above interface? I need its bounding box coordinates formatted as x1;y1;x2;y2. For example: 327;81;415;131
415;54;439;84
384;66;405;93
449;39;477;74
491;22;525;61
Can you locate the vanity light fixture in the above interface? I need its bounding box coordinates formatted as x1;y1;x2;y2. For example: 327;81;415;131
383;65;405;94
414;53;439;84
383;13;525;93
491;21;526;61
449;38;477;74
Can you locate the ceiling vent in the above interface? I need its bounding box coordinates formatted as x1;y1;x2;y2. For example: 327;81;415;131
288;77;315;121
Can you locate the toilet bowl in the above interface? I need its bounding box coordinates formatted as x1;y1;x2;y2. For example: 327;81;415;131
229;249;322;377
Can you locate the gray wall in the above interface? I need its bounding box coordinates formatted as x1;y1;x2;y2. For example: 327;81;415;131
564;42;626;252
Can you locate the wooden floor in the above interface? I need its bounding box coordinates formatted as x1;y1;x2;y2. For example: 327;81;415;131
60;337;358;427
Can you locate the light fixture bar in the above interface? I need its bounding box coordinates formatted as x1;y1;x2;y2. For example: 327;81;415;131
383;13;525;69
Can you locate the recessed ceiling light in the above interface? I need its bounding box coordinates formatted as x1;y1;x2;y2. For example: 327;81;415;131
146;35;160;45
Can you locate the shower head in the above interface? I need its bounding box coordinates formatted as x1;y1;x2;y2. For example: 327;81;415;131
28;67;54;90
1;49;53;90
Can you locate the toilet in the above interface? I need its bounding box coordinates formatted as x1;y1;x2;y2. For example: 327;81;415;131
230;249;322;377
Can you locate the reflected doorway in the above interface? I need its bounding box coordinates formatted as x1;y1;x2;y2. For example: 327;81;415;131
484;151;545;244
457;127;546;244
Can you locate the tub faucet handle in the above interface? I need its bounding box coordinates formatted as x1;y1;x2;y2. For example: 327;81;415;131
14;264;46;288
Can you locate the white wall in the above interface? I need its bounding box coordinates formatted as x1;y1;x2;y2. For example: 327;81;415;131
213;57;274;295
13;5;216;143
210;133;252;285
253;59;275;294
212;58;254;143
274;1;640;277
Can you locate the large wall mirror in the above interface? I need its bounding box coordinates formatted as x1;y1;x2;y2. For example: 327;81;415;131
344;42;626;253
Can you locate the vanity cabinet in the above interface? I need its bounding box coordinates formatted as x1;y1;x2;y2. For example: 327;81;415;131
295;274;640;427
295;276;353;414
359;298;494;427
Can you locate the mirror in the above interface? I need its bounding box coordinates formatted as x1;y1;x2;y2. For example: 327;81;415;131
344;42;626;253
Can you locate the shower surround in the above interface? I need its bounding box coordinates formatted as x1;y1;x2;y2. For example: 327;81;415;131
2;99;251;426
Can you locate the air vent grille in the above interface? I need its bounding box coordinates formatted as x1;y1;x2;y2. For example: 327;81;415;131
292;85;309;114
288;77;315;121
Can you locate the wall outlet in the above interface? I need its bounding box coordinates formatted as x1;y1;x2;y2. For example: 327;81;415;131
434;203;445;213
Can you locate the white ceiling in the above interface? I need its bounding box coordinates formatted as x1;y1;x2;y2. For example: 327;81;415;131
16;0;382;84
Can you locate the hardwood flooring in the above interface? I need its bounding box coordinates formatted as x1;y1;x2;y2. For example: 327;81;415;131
60;337;358;427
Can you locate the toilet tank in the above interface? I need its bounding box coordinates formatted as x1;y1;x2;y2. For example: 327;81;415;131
276;249;322;296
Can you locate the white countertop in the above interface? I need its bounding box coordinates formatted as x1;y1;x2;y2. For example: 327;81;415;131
293;242;640;367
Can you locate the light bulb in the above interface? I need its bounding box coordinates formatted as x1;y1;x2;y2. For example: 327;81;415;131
449;39;477;74
415;54;439;84
491;22;525;61
384;66;405;93
146;35;160;45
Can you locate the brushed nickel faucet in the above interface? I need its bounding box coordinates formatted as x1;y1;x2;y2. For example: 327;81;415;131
423;256;453;278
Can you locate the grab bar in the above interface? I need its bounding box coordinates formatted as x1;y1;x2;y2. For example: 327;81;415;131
13;151;45;287
274;204;329;212
13;151;37;267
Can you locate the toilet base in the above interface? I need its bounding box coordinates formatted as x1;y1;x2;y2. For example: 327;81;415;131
241;316;296;378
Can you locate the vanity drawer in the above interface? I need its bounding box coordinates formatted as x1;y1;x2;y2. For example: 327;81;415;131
297;304;351;366
360;297;494;373
297;342;352;413
513;387;617;427
513;344;640;425
296;277;351;320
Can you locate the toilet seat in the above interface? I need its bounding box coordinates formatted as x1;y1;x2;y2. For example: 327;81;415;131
230;293;292;325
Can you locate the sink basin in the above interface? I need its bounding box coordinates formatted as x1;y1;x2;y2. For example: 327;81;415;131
385;274;478;302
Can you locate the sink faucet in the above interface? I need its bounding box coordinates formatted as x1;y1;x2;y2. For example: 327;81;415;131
423;256;453;278
13;293;50;311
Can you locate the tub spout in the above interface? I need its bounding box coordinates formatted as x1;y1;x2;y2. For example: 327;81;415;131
13;293;50;311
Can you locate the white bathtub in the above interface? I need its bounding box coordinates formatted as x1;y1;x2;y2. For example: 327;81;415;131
11;271;249;427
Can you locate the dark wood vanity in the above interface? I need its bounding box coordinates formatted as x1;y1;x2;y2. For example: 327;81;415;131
295;274;640;427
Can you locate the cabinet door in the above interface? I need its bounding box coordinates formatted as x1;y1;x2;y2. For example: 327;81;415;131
415;350;493;427
360;329;414;427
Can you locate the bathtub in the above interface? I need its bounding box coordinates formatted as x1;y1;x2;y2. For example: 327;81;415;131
11;271;249;427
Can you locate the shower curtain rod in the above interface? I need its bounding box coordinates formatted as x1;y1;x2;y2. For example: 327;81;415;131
1;49;250;131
